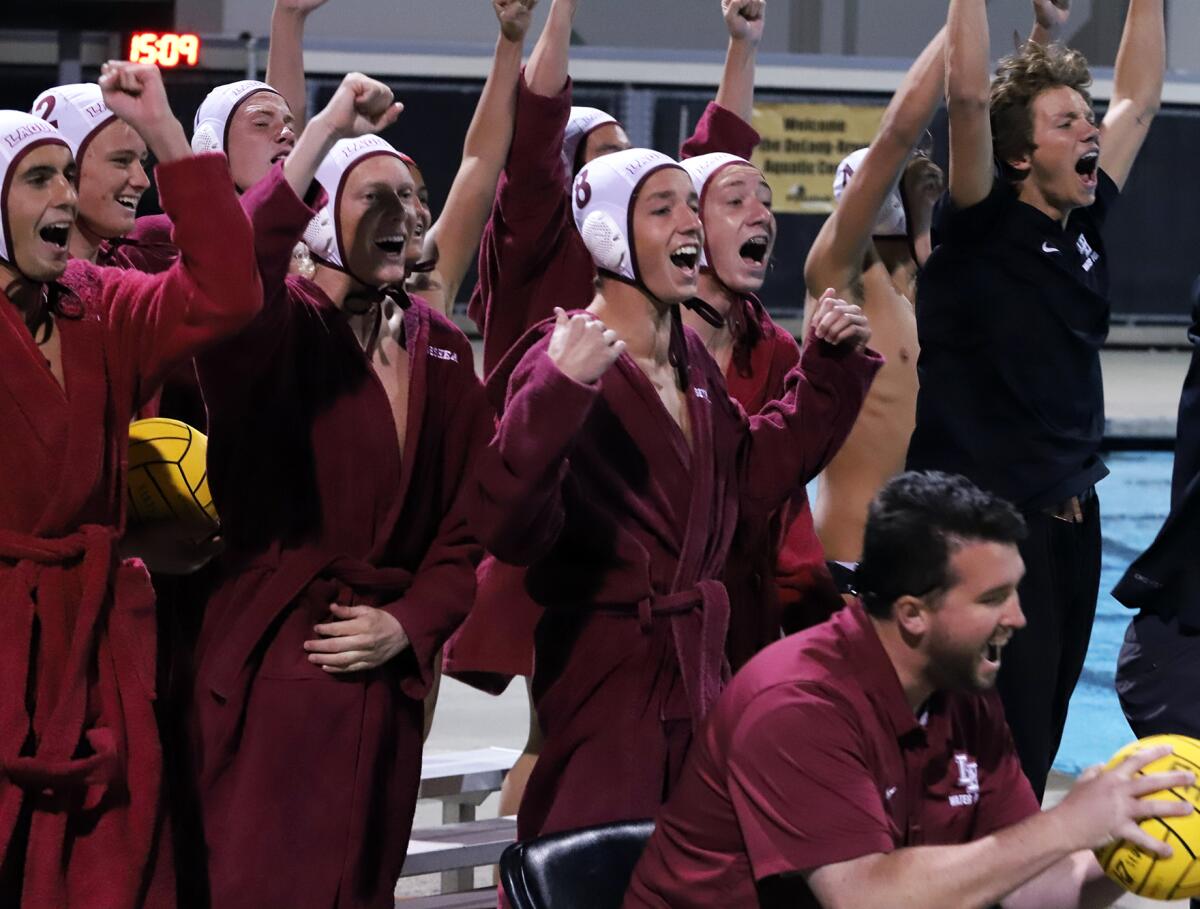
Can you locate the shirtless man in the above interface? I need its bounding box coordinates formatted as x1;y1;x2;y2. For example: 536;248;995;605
805;25;947;573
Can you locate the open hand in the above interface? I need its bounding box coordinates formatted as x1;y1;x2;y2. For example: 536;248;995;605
810;287;870;351
1032;0;1070;31
315;72;403;140
723;0;765;45
304;602;411;673
547;307;624;384
494;0;538;42
1056;745;1195;859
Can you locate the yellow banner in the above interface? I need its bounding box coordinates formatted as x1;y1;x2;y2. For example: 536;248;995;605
750;102;887;214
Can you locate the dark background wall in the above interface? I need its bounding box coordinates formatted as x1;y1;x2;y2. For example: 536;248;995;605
5;68;1196;322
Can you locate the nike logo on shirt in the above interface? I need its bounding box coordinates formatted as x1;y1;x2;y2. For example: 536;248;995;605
1041;242;1061;255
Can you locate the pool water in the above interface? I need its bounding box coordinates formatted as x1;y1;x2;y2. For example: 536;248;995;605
1054;450;1176;773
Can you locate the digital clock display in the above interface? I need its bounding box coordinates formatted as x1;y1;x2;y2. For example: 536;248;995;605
128;32;201;68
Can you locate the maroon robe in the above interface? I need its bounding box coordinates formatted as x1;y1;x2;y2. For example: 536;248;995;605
445;80;759;691
468;313;881;840
721;296;844;670
0;153;261;909
190;167;491;909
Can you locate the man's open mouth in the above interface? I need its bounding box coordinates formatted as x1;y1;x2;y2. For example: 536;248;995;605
739;235;769;265
271;150;291;164
1076;150;1099;186
669;244;699;272
116;194;139;212
39;223;70;248
374;234;408;254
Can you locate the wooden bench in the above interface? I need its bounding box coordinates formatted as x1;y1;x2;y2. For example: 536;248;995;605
406;748;520;894
394;887;497;908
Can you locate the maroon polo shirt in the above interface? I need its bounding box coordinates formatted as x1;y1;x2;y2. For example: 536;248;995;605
623;601;1039;909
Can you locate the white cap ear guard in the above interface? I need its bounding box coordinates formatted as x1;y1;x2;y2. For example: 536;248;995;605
192;80;279;155
561;106;620;180
833;146;908;238
679;152;752;270
0;111;71;267
571;147;681;283
30;84;114;161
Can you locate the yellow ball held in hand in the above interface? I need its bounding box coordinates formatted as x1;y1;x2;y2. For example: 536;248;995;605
126;418;218;535
1096;734;1200;900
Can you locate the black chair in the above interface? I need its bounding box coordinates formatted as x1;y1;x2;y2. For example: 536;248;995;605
499;819;656;909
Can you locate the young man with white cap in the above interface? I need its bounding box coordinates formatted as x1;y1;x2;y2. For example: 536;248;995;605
29;83;158;268
804;24;946;581
444;0;768;820
0;61;261;908
467;0;767;377
677;151;854;665
907;0;1165;799
467;147;880;842
184;73;492;909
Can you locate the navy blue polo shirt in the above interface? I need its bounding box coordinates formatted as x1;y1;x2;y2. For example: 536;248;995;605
906;171;1119;510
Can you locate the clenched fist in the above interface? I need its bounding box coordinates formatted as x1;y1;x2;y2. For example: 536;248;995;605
312;72;403;141
810;287;871;351
494;0;538;42
1032;0;1070;31
548;307;625;384
723;0;765;44
99;61;191;162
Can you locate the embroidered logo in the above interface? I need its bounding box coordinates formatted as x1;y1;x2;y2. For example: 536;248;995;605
693;387;710;401
1077;234;1100;273
1041;241;1060;255
428;346;459;363
949;753;980;807
884;786;898;801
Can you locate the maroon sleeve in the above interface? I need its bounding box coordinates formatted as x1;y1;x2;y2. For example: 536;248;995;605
738;334;883;525
727;684;895;880
383;331;492;700
238;161;322;299
971;693;1042;837
98;153;262;400
468;75;573;341
680;101;761;160
466;339;600;566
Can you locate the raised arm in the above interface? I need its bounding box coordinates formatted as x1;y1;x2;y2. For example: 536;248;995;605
1030;0;1070;47
946;0;994;209
423;0;537;313
805;26;946;298
96;62;261;389
525;0;576;97
715;0;764;124
1098;0;1164;190
266;0;330;130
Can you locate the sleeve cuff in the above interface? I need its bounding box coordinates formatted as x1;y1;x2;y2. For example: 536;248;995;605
155;152;235;217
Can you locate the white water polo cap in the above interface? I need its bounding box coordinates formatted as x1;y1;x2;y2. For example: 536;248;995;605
0;112;71;266
192;80;280;154
30;84;115;163
833;146;907;238
561;106;619;179
302;134;407;277
572;147;683;283
679;152;756;271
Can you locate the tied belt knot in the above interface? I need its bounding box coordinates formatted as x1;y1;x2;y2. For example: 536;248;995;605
0;524;122;809
602;579;731;729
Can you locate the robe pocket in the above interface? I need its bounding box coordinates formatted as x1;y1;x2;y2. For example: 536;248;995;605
257;599;344;681
109;562;159;700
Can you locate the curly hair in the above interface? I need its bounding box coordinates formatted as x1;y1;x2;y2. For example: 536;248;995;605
990;41;1093;180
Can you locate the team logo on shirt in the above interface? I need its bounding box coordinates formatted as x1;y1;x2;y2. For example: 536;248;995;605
428;346;459;363
693;387;710;401
1076;235;1100;273
949;752;980;807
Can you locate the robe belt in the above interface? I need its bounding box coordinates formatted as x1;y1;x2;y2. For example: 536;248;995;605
206;550;415;703
596;578;731;729
0;525;121;808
